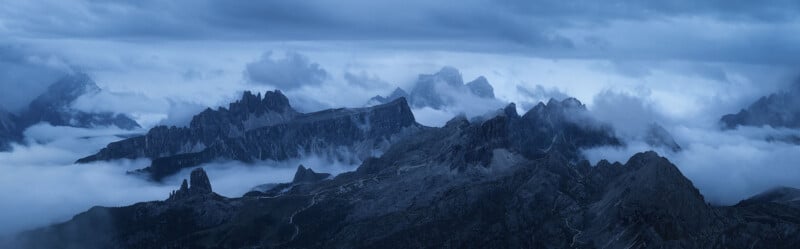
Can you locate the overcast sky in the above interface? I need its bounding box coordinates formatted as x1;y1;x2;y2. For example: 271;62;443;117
1;0;800;233
2;0;799;117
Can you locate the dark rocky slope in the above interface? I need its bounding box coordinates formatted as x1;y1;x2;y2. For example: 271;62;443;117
14;107;800;248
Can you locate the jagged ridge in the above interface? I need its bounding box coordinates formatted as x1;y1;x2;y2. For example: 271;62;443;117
79;91;421;181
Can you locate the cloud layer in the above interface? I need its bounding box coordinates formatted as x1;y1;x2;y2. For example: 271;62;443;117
0;123;359;236
245;51;328;90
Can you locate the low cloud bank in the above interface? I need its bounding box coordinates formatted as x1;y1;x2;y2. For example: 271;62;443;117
583;89;800;205
0;123;359;236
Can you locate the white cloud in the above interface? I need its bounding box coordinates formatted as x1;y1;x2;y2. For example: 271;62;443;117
0;122;360;236
583;123;800;206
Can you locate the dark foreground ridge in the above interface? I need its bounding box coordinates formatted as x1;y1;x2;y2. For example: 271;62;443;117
14;109;800;248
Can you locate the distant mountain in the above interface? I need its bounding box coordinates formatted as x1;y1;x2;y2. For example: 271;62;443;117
737;186;800;209
18;73;140;130
368;87;408;106
721;84;800;129
644;123;682;152
465;76;494;99
0;73;140;151
78;90;422;180
0;108;20;151
369;67;496;109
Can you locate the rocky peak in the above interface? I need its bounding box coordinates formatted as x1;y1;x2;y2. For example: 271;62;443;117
521;98;592;125
544;97;585;111
180;179;189;192
29;73;100;110
190;168;212;194
18;73;140;130
189;90;297;132
426;66;463;87
370;67;496;109
620;151;707;204
466;76;495;99
388;87;408;98
168;168;213;201
502;103;519;118
368;87;409;106
292;165;331;184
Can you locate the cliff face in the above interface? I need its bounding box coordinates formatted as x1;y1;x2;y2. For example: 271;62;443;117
15;118;800;248
19;89;800;248
79;90;421;180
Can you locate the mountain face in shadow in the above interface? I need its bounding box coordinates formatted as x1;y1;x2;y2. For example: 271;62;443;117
78;90;422;181
13;112;800;248
17;88;798;249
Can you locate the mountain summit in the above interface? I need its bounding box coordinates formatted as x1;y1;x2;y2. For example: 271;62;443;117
0;73;140;151
721;83;800;129
369;67;496;109
19;73;140;130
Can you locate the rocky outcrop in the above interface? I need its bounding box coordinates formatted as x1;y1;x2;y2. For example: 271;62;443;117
465;76;494;99
79;91;421;181
292;165;331;184
189;168;213;194
168;168;214;201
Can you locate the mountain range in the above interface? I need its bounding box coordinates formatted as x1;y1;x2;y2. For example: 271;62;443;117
12;106;800;248
10;78;800;248
78;90;422;181
77;88;627;182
